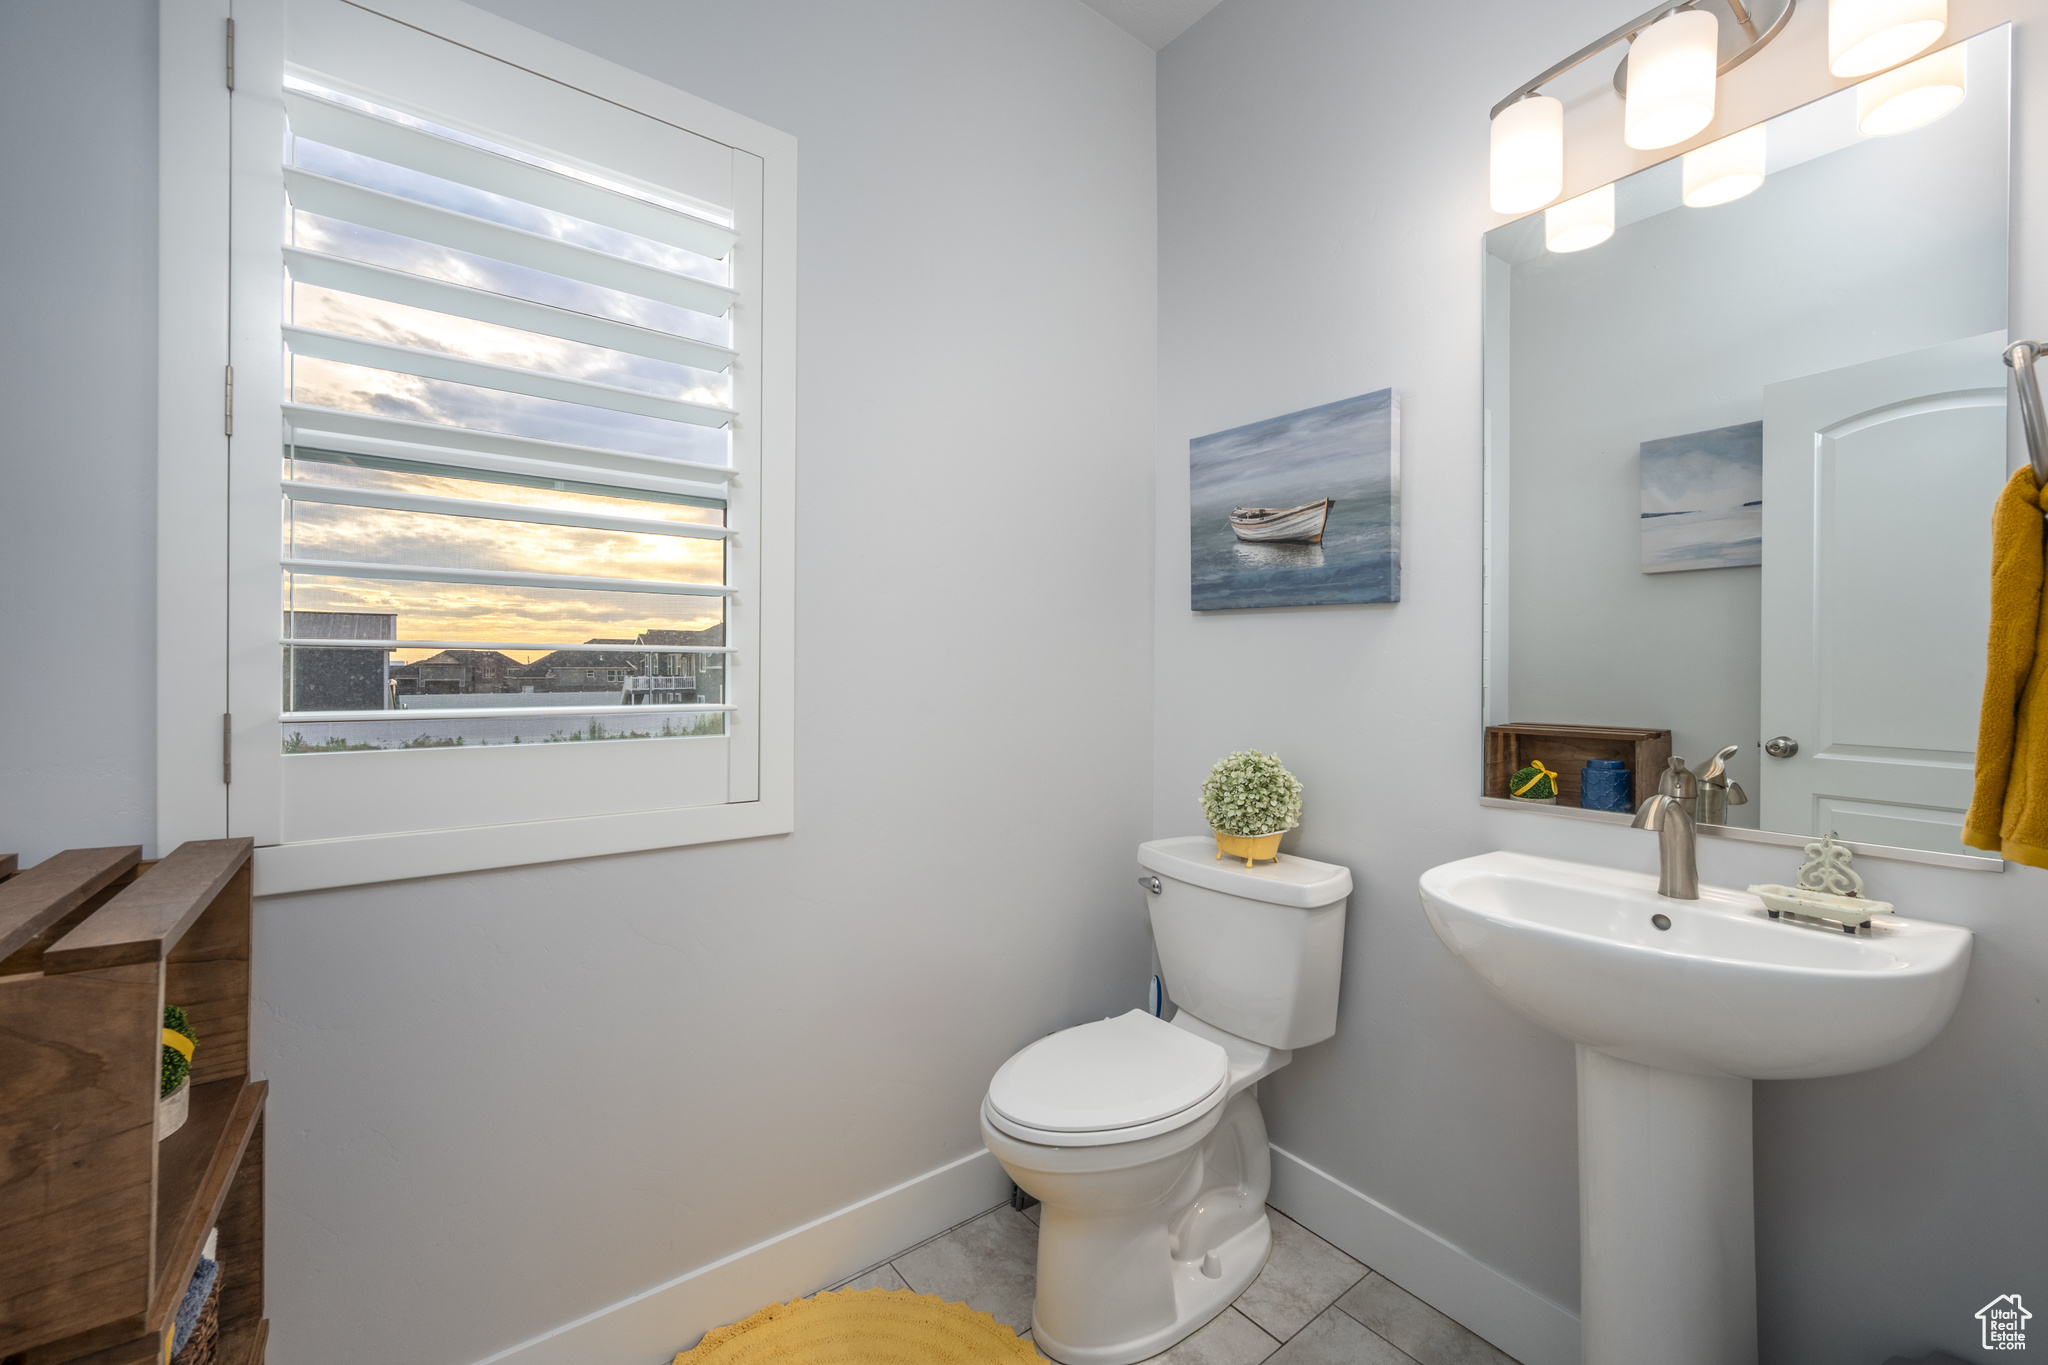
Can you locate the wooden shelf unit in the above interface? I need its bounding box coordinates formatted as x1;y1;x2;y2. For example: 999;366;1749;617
1485;723;1672;810
0;839;267;1365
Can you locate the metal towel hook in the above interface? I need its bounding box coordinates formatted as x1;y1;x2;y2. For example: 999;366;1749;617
2002;340;2048;487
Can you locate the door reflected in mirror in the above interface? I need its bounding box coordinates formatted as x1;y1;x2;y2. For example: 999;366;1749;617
1481;26;2011;858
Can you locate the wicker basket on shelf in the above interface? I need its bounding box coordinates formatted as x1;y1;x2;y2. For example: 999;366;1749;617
170;1272;220;1365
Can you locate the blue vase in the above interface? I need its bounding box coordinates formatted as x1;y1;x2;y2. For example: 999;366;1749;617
1581;759;1633;813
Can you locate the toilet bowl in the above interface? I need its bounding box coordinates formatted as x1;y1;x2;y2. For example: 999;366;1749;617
982;838;1352;1365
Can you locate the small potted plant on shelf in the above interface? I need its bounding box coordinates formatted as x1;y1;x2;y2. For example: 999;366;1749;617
1507;760;1559;804
159;1005;197;1141
1200;750;1303;866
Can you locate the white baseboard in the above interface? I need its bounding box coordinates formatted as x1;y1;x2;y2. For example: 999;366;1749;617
1268;1145;1581;1365
472;1148;1014;1365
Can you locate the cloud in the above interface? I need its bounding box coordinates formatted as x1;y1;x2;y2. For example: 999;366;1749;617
295;457;721;524
293;283;730;407
287;573;722;655
291;356;731;466
1640;422;1763;515
1190;390;1396;514
293;138;728;284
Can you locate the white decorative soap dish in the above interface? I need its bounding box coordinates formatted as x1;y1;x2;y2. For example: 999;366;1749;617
1748;834;1890;934
1746;884;1892;932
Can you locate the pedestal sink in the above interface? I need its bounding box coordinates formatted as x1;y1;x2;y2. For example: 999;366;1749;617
1419;851;1972;1365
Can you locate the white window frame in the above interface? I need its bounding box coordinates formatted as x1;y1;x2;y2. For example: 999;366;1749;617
158;0;795;894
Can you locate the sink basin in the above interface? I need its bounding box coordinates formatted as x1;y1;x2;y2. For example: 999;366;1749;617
1419;850;1973;1365
1420;850;1972;1080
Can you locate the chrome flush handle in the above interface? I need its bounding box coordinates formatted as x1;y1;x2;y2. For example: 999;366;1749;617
1138;876;1162;895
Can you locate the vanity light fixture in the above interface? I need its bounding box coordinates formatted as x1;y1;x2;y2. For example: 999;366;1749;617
1490;95;1566;213
1625;9;1721;148
1828;0;1946;77
1856;42;1965;135
1546;183;1616;252
1489;0;1793;216
1681;123;1767;205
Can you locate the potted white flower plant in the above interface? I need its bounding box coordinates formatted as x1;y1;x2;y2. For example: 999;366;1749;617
1200;750;1303;866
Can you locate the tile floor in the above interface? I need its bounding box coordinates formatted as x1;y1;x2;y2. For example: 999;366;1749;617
826;1201;1525;1365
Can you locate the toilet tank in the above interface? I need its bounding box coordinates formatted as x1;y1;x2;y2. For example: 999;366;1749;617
1138;836;1352;1050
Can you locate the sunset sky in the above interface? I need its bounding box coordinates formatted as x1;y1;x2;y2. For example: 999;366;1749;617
282;86;733;679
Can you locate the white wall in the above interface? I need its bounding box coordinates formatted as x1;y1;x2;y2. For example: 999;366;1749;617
1158;3;2047;1363
11;2;2047;1362
0;0;160;859
0;3;1159;1363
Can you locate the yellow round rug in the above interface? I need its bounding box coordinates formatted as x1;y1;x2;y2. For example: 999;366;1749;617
673;1288;1040;1364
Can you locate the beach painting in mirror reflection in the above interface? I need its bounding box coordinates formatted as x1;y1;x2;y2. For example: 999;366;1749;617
1190;389;1400;610
1640;420;1763;573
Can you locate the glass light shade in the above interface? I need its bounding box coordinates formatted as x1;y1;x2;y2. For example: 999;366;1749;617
1682;124;1767;206
1625;9;1719;150
1490;95;1565;214
1857;43;1965;135
1829;0;1946;77
1546;183;1615;253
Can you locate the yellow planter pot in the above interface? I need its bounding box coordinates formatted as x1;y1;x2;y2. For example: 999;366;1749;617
1213;830;1285;866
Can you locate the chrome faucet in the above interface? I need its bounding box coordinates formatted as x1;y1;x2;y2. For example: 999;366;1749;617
1633;756;1700;899
1696;745;1749;827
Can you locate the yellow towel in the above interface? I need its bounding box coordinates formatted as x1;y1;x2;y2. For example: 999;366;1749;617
1963;466;2048;866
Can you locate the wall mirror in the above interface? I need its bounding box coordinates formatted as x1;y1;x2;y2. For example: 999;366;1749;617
1481;25;2011;861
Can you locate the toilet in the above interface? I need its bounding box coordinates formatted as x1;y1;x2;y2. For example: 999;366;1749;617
981;836;1352;1365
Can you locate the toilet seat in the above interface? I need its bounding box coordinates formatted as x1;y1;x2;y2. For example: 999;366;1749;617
986;1010;1229;1147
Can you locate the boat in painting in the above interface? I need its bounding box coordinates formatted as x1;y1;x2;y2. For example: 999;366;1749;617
1229;497;1333;544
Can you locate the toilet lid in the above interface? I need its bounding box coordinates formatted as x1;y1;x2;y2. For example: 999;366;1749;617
987;1010;1229;1134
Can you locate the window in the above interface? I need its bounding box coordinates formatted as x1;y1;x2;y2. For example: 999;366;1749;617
161;0;794;891
278;70;739;755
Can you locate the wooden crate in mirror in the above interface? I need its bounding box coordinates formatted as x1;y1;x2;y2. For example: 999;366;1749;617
1485;723;1671;810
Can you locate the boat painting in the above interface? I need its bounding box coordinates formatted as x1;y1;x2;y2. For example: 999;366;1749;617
1191;389;1399;610
1229;498;1333;544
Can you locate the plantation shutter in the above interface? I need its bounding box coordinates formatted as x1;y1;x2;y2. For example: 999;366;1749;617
235;0;768;861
